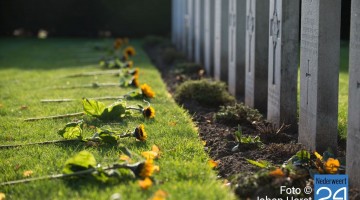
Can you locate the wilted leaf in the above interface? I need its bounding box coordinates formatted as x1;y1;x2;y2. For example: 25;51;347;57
58;120;83;140
63;150;97;174
82;99;105;117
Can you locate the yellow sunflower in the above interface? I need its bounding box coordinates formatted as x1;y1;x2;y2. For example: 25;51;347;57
124;46;136;57
140;84;155;98
133;124;147;141
143;106;155;119
114;38;123;50
324;158;340;174
139;159;155;178
129;76;140;87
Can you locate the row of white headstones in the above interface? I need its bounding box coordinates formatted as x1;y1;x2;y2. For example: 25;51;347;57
171;0;360;188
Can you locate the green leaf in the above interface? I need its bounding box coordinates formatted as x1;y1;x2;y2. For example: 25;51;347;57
82;99;106;117
235;125;242;142
99;101;127;121
58;120;83;140
246;159;270;168
98;129;119;144
63;150;97;174
296;150;311;161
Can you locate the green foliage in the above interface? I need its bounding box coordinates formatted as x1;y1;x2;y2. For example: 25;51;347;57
57;120;84;140
232;126;264;151
82;99;130;121
214;103;263;126
83;99;105;117
63;151;97;174
94;129;119;145
174;79;235;107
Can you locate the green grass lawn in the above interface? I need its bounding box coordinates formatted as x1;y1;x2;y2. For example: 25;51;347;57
0;38;235;200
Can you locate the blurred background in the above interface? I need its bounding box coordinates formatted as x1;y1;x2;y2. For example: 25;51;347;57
0;0;171;38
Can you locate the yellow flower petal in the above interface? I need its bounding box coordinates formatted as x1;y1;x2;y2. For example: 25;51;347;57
119;154;132;162
208;159;219;169
138;177;153;190
269;168;285;177
324;158;340;174
314;151;323;160
23;170;33;177
0;192;5;200
150;189;168;200
141;151;158;160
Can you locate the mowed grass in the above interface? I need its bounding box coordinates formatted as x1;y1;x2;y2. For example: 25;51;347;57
0;38;235;200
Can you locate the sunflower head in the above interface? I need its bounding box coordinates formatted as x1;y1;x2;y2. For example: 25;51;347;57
124;46;136;57
129;68;139;77
143;106;155;119
139;159;154;178
126;61;134;68
133;124;147;141
140;84;155;98
114;38;123;50
129;76;140;87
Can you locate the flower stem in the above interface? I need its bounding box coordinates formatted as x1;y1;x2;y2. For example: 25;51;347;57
0;164;131;186
0;139;79;149
24;112;84;121
64;70;120;78
52;83;119;89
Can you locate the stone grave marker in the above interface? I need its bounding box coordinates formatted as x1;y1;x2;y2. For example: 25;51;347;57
214;0;229;82
298;0;341;153
244;0;269;114
267;0;299;130
346;0;360;189
228;0;246;98
204;0;214;76
187;0;194;60
194;0;203;64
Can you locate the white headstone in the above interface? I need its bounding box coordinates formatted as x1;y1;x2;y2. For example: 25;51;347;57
267;0;299;130
204;0;215;76
244;0;269;114
298;0;341;153
194;0;203;64
187;0;194;60
171;0;177;45
346;0;360;189
181;0;187;53
228;0;246;98
214;0;229;82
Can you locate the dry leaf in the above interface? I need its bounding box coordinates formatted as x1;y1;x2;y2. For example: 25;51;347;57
138;177;152;190
23;170;33;177
20;105;28;110
168;121;177;126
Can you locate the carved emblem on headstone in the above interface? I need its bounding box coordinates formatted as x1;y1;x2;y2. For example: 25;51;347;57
246;0;255;72
270;0;281;85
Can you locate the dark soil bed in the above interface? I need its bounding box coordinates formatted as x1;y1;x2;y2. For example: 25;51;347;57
143;41;360;200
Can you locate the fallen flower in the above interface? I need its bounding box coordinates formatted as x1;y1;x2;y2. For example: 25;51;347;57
138;177;152;190
124;46;136;57
324;158;340;174
133;124;147;141
140;84;156;98
143;106;155;119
